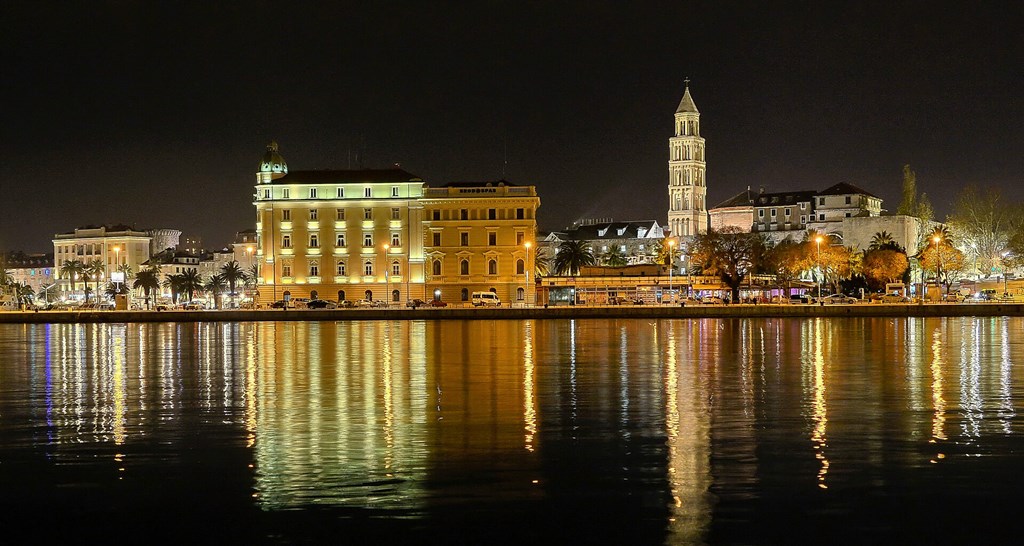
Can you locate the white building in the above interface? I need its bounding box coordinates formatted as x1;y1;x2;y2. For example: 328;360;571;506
667;81;708;237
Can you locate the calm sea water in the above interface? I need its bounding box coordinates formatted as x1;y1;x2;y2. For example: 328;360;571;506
1;317;1023;544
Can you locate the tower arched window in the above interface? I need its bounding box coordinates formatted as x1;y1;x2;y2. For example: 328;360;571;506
433;260;442;276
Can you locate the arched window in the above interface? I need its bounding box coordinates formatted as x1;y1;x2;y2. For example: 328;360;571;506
433;260;442;275
516;259;525;275
489;287;497;294
517;287;524;301
310;290;318;300
460;259;469;275
460;288;469;301
391;261;400;276
337;260;346;276
392;289;400;302
365;289;373;301
338;290;345;302
488;259;497;275
364;260;373;276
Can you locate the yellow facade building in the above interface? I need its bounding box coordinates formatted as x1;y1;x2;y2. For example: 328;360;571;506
253;143;539;306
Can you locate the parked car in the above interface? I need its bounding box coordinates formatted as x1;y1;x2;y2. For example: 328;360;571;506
429;300;448;307
356;299;378;308
338;300;355;308
270;300;288;309
790;294;815;304
700;296;725;305
306;299;337;309
822;294;856;304
406;299;426;308
881;293;910;303
183;301;204;310
155;302;172;311
471;291;502;306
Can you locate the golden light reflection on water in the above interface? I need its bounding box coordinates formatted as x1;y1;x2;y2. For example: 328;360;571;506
6;317;1024;534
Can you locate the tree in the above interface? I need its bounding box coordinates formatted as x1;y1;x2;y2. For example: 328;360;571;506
601;246;628;267
862;249;910;290
245;263;261;289
553;240;596;276
204;274;227;309
84;259;106;302
869;231;902;251
60;259;85;297
220;260;245;299
947;185;1019;276
533;247;552;278
163;274;185;304
179;269;204;302
763;239;808;293
918;228;965;296
690;228;766;302
133;268;161;309
896;164;934;221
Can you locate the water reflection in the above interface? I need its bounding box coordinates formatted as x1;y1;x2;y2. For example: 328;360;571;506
2;317;1024;543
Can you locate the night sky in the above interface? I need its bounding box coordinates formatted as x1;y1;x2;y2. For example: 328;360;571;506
4;2;1022;253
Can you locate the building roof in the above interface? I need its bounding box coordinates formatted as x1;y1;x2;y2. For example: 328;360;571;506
3;252;53;268
559;220;662;241
438;179;521;188
817;182;880;199
754;190;818;207
675;84;699;114
712;188;757;209
258;141;288;175
268;168;424;184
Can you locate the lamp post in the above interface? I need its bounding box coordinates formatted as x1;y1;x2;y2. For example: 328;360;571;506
815;236;824;301
667;238;676;303
1003;251;1011;296
932;234;943;297
383;243;390;306
113;245;121;293
524;241;532;306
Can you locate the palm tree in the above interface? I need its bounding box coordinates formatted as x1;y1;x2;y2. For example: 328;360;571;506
60;259;85;298
179;268;204;302
220;261;245;300
204;274;227;309
245;263;260;288
163;274;185;304
133;268;161;309
533;247;551;278
869;231;897;251
601;246;628;267
84;259;105;302
553;240;596;276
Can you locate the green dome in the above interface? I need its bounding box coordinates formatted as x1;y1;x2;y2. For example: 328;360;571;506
258;141;288;175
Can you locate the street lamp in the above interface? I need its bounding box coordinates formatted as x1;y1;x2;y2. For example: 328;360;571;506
815;235;824;301
383;243;390;306
667;238;676;303
524;241;532;306
932;234;943;297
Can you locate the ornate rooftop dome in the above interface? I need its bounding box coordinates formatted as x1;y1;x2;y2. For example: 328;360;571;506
258;141;288;175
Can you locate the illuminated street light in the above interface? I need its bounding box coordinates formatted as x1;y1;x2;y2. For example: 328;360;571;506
667;238;676;303
933;234;942;297
815;235;824;301
524;241;532;306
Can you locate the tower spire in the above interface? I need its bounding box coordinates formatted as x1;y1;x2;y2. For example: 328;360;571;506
667;81;707;236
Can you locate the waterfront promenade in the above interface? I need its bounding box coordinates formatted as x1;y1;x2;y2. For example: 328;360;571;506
2;302;1024;323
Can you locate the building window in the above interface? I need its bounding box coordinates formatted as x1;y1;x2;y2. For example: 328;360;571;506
461;288;469;301
460;259;470;275
363;234;372;247
620;245;626;252
819;214;825;221
460;209;468;220
770;209;777;217
432;232;441;246
433;260;442;275
282;210;291;221
517;287;525;301
364;187;372;198
283;188;290;199
845;212;852;217
517;208;525;219
488;232;496;246
488;259;497;275
263;189;270;199
819;197;825;205
365;289;373;300
758;209;764;218
432;210;441;221
517;259;525;274
309;188;318;199
309;234;319;248
392;289;400;302
391;208;400;220
336;234;346;247
336;209;345;220
337;261;346;275
364;208;372;220
845;196;852;204
309;209;318;220
282;235;291;248
460;232;469;246
391;186;399;197
391;261;400;276
364;261;373;276
336;187;344;198
282;265;291;277
488;208;496;220
338;290;346;301
784;208;791;216
309;262;319;277
391;233;400;247
800;202;807;209
516;232;524;245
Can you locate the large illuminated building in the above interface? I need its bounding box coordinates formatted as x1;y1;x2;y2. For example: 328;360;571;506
667;81;708;237
52;225;161;298
253;143;539;305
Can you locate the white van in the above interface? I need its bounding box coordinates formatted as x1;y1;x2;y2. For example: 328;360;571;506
471;291;501;307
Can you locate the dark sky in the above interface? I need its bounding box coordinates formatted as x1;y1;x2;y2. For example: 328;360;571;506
4;1;1022;252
